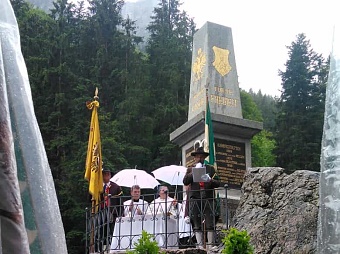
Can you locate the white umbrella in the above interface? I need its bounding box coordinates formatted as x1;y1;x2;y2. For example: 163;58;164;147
111;169;160;189
152;165;187;186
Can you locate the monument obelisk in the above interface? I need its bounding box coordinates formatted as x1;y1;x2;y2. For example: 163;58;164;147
170;22;262;217
188;22;242;120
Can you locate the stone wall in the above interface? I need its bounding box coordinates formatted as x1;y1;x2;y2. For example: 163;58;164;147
233;167;319;254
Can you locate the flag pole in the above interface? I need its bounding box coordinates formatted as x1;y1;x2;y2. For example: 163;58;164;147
203;85;209;249
91;89;98;252
85;87;102;253
204;86;209;160
90;202;95;253
205;80;209;120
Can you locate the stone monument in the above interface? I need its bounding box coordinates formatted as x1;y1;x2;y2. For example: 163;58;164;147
170;22;262;221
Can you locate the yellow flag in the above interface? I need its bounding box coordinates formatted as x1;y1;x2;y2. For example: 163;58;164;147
85;99;103;207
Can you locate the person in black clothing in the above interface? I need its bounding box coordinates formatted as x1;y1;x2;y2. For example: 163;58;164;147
183;147;219;249
97;168;122;253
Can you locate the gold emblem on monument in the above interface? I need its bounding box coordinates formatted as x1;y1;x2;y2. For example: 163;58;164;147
192;48;206;81
212;46;232;76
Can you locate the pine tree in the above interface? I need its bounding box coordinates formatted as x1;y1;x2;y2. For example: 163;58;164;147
275;33;328;172
240;90;276;166
85;0;127;108
248;89;278;132
146;0;195;168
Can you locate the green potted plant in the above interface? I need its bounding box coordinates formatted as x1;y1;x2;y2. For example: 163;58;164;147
127;230;160;254
222;227;254;254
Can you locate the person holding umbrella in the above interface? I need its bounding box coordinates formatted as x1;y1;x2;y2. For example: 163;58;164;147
97;168;122;252
183;147;220;249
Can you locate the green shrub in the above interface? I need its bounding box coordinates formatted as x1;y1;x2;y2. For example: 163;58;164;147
126;230;160;254
222;227;254;254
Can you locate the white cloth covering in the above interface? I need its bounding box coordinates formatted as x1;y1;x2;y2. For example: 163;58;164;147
110;214;178;251
123;199;149;217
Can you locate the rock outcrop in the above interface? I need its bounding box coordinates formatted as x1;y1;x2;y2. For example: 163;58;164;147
233;167;319;254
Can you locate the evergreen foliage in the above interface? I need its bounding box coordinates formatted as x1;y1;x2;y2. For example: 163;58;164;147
146;0;195;168
276;33;328;172
240;90;263;122
251;130;276;166
248;89;278;132
240;90;276;166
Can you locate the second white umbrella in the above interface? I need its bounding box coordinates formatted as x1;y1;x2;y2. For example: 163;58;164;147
152;165;187;186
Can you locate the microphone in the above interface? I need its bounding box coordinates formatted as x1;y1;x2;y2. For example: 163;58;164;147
164;190;168;194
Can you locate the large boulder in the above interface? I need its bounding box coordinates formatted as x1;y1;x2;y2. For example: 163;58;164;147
233;167;319;254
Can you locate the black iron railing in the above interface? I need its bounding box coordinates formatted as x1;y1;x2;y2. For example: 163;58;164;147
85;186;231;254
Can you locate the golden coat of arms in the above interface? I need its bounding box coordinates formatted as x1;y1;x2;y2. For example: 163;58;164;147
192;48;206;81
212;46;232;76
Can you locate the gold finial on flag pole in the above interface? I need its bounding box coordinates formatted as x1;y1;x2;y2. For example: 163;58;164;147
94;87;99;100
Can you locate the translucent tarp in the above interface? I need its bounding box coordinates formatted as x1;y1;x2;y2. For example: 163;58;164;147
0;0;67;253
318;24;340;253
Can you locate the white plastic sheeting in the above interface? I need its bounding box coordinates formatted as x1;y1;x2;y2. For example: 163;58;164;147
318;24;340;253
0;0;67;253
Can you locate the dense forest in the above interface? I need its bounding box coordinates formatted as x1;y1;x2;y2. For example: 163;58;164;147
10;0;328;253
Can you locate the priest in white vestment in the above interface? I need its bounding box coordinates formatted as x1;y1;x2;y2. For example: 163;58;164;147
123;185;149;217
148;186;178;215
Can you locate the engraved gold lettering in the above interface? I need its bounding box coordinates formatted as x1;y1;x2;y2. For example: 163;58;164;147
191;97;205;112
215;139;246;186
214;86;234;95
210;95;237;107
193;88;205;99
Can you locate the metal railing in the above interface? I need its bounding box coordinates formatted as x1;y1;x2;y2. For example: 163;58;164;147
85;185;231;254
